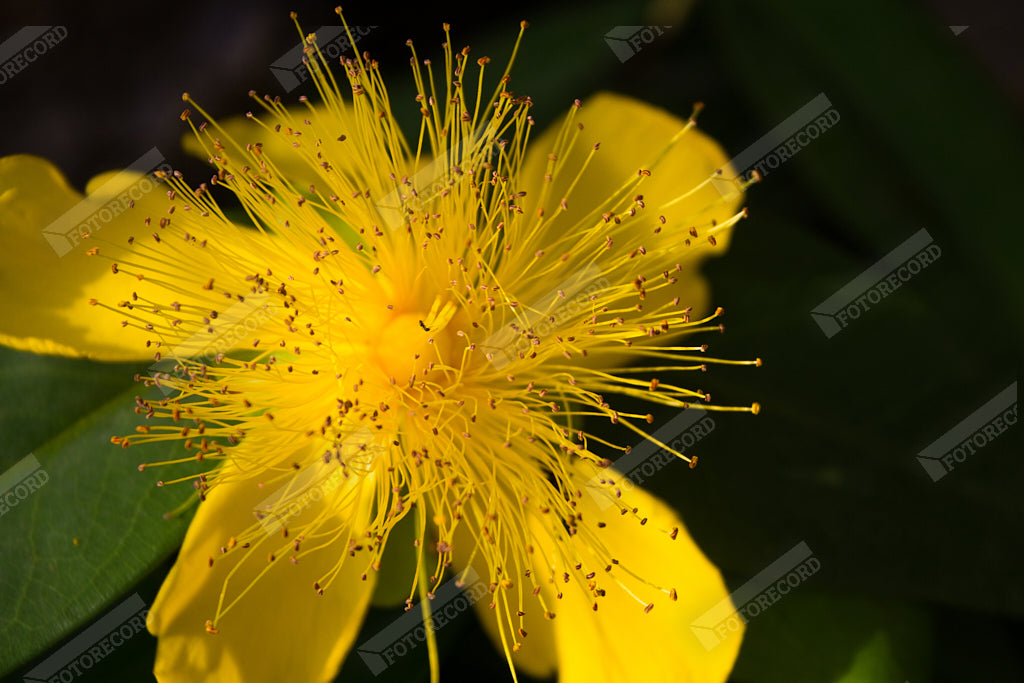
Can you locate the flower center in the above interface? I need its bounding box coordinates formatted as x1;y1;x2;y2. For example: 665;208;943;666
373;313;449;383
367;297;468;402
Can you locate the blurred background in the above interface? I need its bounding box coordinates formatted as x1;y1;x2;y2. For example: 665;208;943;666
1;1;1021;681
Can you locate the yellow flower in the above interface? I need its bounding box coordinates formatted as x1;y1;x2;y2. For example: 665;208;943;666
0;13;758;683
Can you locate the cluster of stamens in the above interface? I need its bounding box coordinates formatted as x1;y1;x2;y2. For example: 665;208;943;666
88;9;759;669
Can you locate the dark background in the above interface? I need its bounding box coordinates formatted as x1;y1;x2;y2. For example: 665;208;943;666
1;1;1022;681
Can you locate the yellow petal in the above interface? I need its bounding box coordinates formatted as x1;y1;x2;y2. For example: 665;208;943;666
518;91;742;318
527;463;743;683
0;155;178;359
0;154;302;364
148;461;377;683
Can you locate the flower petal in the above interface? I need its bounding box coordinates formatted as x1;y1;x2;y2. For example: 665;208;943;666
0;155;181;359
147;462;377;683
0;154;305;365
518;91;742;317
450;460;741;682
528;463;742;683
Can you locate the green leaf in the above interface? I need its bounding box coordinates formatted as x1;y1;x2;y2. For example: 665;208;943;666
638;209;1022;616
630;0;1024;620
730;589;931;683
4;557;173;683
0;347;138;459
0;348;196;675
710;0;1024;340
